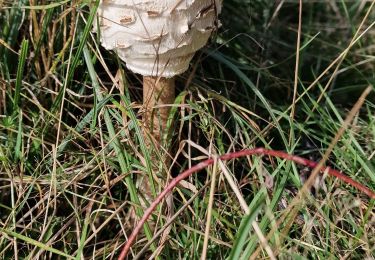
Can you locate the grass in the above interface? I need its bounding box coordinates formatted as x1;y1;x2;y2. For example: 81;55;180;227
1;0;375;259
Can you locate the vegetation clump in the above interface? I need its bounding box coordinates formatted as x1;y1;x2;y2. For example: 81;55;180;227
0;1;374;259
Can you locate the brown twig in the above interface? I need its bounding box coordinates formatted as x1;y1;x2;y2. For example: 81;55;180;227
118;148;375;259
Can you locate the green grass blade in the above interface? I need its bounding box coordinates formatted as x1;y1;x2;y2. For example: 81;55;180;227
0;228;74;259
52;0;100;112
14;0;71;10
228;193;265;260
14;110;23;161
75;206;91;260
13;39;28;111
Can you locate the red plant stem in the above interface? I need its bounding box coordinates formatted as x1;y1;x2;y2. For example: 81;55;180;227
118;147;375;259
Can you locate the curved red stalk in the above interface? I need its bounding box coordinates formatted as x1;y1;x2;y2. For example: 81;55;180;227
118;147;375;259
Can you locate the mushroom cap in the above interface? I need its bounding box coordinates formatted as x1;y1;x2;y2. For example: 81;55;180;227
95;0;222;78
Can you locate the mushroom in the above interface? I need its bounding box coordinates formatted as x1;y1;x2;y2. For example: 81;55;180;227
95;0;222;204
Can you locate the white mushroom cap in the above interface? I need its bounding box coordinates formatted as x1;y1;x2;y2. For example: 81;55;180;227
95;0;222;78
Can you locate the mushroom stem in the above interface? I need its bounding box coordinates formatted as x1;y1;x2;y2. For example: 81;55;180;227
143;76;175;143
138;76;175;209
